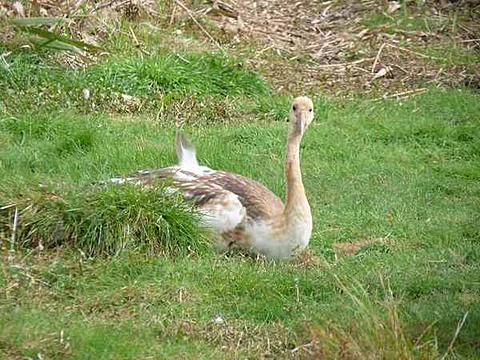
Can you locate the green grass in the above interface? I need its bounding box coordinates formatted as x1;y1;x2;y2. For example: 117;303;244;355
0;50;267;115
1;84;479;358
361;2;454;34
1;9;480;358
0;184;209;256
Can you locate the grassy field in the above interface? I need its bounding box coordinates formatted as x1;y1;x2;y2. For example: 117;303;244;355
1;1;480;359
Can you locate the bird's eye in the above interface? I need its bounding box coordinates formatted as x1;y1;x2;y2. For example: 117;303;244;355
292;105;296;111
309;108;313;112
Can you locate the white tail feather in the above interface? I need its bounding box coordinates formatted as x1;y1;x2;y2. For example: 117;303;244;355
175;131;199;170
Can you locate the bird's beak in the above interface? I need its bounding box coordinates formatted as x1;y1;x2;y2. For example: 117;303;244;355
296;111;308;134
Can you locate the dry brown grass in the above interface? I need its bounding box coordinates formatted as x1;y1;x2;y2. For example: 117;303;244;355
208;0;479;94
2;0;478;95
292;277;440;360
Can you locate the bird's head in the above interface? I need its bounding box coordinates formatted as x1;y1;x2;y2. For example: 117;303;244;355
288;96;314;137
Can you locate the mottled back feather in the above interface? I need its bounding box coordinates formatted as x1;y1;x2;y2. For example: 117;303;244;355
115;167;284;222
204;171;284;220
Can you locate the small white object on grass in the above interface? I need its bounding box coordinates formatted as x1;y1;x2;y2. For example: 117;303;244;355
121;94;133;102
82;88;90;100
212;315;225;324
388;1;401;14
12;1;25;17
372;67;389;81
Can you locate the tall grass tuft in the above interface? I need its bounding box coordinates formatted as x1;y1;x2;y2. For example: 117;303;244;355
0;183;210;257
88;53;269;96
305;277;440;360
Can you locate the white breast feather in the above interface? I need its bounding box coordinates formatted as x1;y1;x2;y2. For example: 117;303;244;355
197;192;246;233
247;218;312;258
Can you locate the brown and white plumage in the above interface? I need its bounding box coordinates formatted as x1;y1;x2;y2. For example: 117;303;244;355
111;96;314;258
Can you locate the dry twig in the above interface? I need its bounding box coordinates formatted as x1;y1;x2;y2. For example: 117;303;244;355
374;88;428;101
314;58;373;68
371;42;386;73
174;0;224;52
440;312;469;360
385;43;445;61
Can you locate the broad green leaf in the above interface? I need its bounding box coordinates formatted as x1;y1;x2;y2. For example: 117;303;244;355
19;26;102;52
30;38;84;54
11;17;66;26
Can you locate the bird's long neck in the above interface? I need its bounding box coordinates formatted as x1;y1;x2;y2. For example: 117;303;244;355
283;133;311;223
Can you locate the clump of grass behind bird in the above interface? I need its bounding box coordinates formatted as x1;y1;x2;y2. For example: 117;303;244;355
1;184;209;256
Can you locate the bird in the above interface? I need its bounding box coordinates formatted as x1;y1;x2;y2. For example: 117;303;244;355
110;96;314;258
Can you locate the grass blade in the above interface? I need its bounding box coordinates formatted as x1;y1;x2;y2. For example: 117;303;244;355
17;26;102;52
30;38;85;54
11;17;66;26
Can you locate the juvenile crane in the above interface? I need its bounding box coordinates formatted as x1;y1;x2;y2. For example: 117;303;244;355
111;96;314;258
